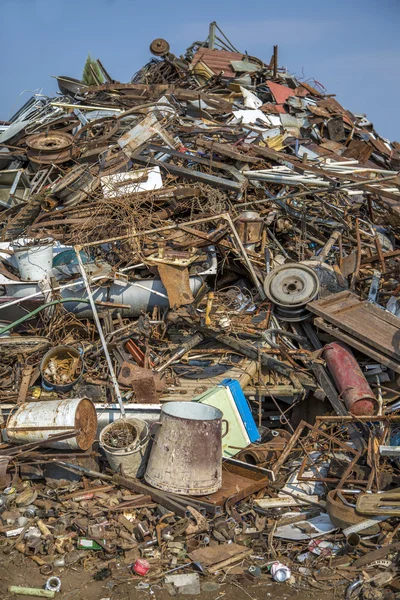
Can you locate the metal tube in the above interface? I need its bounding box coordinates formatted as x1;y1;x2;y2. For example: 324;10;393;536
273;45;278;78
75;247;125;418
0;297;91;336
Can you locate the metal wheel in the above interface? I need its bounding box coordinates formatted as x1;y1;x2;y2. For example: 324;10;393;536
264;263;319;307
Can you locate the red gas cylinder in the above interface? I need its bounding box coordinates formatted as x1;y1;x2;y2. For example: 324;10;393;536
323;342;378;416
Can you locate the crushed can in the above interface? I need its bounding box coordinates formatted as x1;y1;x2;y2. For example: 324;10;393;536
133;559;150;576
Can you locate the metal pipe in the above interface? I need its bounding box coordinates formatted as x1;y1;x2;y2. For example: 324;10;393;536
0;297;91;336
75;247;125;418
0;262;146;314
0;275;109;313
273;45;278;78
346;579;363;600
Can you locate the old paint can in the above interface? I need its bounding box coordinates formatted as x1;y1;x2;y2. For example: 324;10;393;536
6;398;97;450
40;345;84;393
323;342;378;416
133;559;150;576
145;402;227;495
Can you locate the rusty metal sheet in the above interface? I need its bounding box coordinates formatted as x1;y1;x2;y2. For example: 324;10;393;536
267;81;296;105
327;117;346;142
308;290;400;365
342;140;373;163
191;49;243;78
197;462;270;506
308;104;331;118
260;102;286;115
189;543;250;568
314;318;400;374
157;263;194;308
369;136;392;157
318;97;347;114
118;361;159;403
319;140;347;154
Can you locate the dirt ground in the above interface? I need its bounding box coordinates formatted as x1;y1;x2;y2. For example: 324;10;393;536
0;550;346;600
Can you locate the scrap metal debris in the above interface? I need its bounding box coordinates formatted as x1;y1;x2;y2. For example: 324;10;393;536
0;21;399;600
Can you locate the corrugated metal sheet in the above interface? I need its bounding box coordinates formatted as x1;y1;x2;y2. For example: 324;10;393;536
266;134;285;151
191;49;244;78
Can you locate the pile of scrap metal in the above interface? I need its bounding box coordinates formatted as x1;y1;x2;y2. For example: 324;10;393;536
0;21;399;599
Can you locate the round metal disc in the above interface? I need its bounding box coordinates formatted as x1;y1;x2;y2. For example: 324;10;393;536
150;38;170;56
26;131;74;152
264;263;319;307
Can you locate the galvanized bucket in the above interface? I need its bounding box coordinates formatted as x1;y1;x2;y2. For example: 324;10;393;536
6;398;97;450
99;418;149;478
144;402;227;495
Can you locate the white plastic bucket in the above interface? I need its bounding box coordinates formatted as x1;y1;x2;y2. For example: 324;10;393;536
100;418;149;478
6;398;97;450
13;242;54;281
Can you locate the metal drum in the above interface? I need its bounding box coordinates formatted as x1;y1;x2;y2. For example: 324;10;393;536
145;402;227;495
6;398;97;450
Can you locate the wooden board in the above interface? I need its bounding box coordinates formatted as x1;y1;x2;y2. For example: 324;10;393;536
197;461;270;506
189;543;248;567
308;291;400;363
314;318;400;374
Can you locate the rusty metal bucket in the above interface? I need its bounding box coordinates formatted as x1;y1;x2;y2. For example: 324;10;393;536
144;402;227;495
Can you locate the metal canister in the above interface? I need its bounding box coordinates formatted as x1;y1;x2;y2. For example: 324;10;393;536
323;342;378;416
23;506;36;519
40;345;84;393
6;398;97;450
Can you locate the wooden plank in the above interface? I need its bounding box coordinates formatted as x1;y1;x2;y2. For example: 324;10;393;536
314;318;400;373
308;292;400;362
361;248;400;265
189;543;250;567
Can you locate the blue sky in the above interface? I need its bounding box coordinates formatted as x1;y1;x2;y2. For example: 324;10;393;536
2;0;399;140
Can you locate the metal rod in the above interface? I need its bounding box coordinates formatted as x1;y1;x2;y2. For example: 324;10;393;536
75;247;125;418
273;45;278;78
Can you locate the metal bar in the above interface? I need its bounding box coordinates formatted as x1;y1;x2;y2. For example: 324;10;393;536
273;45;278;78
75;247;125;418
164;492;222;516
132;154;245;192
0;430;80;456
